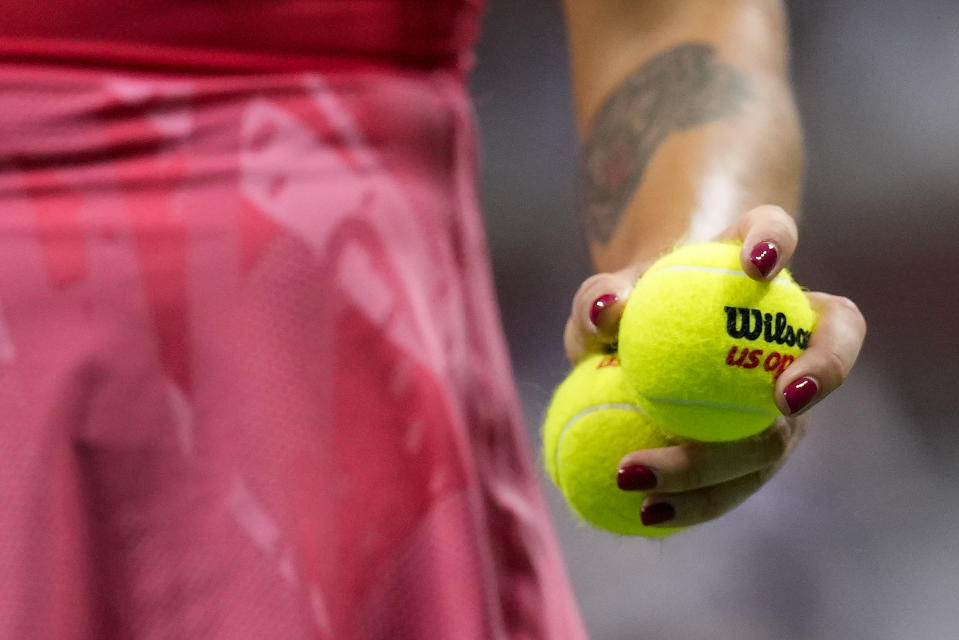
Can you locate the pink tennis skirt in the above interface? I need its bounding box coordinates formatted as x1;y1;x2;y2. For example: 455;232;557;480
0;2;586;637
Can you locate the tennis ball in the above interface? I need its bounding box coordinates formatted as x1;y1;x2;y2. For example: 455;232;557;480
618;241;817;442
542;353;684;537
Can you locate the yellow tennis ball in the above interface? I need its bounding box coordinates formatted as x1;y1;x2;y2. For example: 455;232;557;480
618;241;817;442
542;353;684;537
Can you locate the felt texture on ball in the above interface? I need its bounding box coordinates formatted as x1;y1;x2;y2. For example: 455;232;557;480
618;241;817;442
542;353;684;537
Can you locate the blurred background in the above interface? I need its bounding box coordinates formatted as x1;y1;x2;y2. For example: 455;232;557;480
471;1;959;638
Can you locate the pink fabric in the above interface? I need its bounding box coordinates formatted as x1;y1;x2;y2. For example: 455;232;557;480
0;0;483;73
0;3;587;639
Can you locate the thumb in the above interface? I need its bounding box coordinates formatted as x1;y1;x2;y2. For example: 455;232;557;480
563;271;635;364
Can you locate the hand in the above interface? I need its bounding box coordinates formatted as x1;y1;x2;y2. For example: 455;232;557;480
562;205;867;528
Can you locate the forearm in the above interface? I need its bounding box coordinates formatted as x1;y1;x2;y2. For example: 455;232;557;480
563;0;802;273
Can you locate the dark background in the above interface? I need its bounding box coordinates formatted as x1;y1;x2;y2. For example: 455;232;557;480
471;2;959;638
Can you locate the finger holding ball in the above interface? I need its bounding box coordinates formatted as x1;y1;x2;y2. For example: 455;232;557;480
717;204;799;281
775;291;867;416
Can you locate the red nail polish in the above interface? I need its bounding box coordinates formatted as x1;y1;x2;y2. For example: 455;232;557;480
641;502;675;526
783;376;818;414
589;294;618;327
617;464;657;491
749;241;778;278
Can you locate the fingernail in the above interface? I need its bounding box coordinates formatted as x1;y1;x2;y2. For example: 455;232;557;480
641;502;675;526
617;464;658;491
783;376;819;414
749;241;779;278
589;294;618;327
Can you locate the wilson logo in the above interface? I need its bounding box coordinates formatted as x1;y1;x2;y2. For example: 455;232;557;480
723;306;812;380
724;306;811;349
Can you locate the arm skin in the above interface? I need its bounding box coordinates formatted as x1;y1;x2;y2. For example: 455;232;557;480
562;0;802;274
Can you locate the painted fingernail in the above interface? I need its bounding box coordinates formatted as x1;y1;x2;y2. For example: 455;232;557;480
749;241;779;278
589;294;618;327
641;502;675;526
783;376;819;414
617;464;657;491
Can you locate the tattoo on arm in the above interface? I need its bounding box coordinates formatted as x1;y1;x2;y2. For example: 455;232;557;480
579;43;750;244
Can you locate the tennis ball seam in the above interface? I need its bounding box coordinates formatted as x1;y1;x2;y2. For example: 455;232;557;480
554;402;646;493
653;264;796;287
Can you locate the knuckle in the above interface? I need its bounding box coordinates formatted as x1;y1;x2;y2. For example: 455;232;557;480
819;347;850;383
680;465;705;492
671;446;703;490
698;490;725;523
